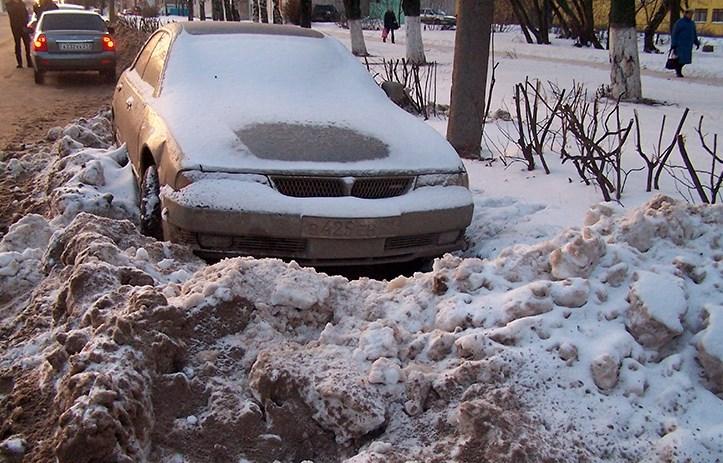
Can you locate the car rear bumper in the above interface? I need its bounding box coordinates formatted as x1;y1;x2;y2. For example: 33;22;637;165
161;185;474;265
32;51;116;71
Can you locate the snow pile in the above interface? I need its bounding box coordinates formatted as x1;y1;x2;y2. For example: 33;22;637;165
2;191;720;462
44;112;138;226
0;111;140;308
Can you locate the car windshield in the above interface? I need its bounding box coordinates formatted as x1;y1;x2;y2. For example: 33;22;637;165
40;13;106;31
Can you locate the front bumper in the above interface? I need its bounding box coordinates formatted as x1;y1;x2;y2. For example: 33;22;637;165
161;184;474;265
32;51;116;71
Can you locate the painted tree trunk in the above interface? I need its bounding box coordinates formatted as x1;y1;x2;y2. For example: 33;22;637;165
349;19;368;56
405;16;426;65
609;27;642;100
447;0;493;159
610;0;642;100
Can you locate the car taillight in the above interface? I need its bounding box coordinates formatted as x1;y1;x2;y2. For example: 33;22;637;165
33;34;48;52
102;35;115;52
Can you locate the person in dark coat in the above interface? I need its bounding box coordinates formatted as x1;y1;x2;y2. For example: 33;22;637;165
382;8;398;44
33;0;58;18
6;0;31;68
670;8;701;77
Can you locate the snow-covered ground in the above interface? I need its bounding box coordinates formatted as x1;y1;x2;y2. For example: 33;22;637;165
0;23;722;463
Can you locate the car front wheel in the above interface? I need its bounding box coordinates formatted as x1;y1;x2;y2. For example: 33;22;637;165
140;165;163;240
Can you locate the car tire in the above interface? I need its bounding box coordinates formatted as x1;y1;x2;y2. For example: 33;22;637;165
34;69;44;85
101;69;116;84
140;165;163;240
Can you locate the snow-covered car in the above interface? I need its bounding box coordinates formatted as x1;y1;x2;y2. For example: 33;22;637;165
420;8;456;28
112;22;473;265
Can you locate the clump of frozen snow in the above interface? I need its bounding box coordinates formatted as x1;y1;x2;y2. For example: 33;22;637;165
626;271;688;349
0;214;52;304
0;435;26;460
697;305;723;392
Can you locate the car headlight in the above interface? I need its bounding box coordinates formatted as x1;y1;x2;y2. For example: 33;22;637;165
174;170;271;190
415;171;469;189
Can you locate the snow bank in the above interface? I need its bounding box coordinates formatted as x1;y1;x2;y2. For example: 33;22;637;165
2;191;720;462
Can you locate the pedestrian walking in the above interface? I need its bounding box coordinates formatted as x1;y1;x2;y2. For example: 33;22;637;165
6;0;31;68
382;8;398;44
670;7;701;78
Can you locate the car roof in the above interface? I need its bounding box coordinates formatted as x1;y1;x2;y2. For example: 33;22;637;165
42;9;103;15
174;21;324;39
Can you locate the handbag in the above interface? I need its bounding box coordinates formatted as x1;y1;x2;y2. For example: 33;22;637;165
665;49;678;70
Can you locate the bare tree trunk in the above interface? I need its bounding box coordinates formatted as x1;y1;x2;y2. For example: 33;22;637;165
406;16;426;64
610;0;641;100
266;0;274;24
300;0;312;27
447;0;493;159
644;0;668;52
344;0;368;56
669;0;680;33
403;0;426;64
349;19;368;55
109;0;115;21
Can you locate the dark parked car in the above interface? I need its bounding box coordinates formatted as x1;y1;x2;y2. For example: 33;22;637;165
112;22;473;266
311;4;339;22
420;8;456;28
31;10;116;84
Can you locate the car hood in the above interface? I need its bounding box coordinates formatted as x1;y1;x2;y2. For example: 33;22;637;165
150;31;465;176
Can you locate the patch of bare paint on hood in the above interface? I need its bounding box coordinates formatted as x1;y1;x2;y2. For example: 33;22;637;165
235;123;389;162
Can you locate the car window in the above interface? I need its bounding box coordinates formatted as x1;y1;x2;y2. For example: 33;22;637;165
40;13;106;31
141;32;171;92
132;33;162;80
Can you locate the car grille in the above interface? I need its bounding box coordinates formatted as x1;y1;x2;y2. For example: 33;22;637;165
385;233;438;250
232;236;307;254
271;176;413;199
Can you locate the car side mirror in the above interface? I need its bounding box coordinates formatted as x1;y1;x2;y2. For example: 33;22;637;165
107;26;115;34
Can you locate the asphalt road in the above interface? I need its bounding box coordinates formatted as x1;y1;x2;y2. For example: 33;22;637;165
0;13;114;149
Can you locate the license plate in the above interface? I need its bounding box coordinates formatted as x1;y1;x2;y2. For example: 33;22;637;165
58;42;93;51
302;217;398;238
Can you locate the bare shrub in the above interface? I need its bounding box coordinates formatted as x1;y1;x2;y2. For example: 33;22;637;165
633;108;689;192
555;85;634;201
668;117;723;204
364;58;439;119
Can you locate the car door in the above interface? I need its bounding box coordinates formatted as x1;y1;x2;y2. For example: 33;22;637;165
133;31;172;174
113;32;162;173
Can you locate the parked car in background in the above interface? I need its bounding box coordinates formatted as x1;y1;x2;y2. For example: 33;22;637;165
420;8;456;28
112;22;473;266
311;4;339;22
31;10;116;84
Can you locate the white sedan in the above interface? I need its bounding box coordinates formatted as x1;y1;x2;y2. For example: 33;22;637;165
112;22;473;266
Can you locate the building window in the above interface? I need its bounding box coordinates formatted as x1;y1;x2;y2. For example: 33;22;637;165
713;9;723;23
693;9;708;22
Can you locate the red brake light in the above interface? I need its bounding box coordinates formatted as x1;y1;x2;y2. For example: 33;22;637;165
33;34;48;52
102;35;115;52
